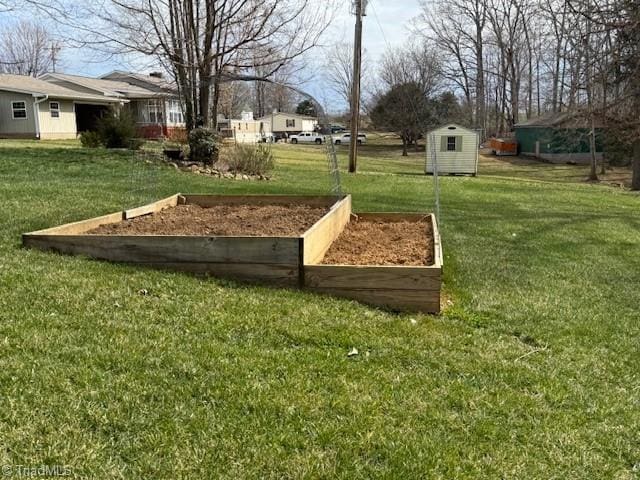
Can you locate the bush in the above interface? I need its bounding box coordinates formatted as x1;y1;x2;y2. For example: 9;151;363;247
227;143;275;175
97;109;142;149
80;131;101;148
188;127;219;164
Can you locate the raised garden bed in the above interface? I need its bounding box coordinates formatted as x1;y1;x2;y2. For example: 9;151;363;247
23;194;442;313
305;214;442;313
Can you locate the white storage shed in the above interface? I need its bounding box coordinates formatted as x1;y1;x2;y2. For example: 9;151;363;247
425;123;479;176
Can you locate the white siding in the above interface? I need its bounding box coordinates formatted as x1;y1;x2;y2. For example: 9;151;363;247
231;119;271;143
38;98;77;139
425;124;479;175
301;119;317;132
261;113;317;133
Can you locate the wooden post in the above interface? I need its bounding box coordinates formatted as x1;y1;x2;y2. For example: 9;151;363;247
348;0;363;174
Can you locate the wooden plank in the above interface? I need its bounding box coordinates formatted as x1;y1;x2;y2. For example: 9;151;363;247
430;214;444;268
353;212;431;222
124;194;180;220
134;262;298;286
302;195;352;265
307;287;441;313
182;194;342;208
22;235;300;265
304;265;441;290
22;211;124;236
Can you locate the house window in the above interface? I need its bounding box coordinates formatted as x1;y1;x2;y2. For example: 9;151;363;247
167;99;183;124
148;99;164;123
12;101;27;119
447;136;457;151
50;102;60;118
286;119;295;128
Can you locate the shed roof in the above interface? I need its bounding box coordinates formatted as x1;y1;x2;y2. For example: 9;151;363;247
0;74;124;103
427;123;478;135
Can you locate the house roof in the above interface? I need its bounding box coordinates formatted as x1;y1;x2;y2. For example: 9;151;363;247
40;73;158;99
100;71;178;94
0;74;124;103
257;111;318;121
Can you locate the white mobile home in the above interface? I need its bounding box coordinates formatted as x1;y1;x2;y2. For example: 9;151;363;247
425;123;479;176
257;111;318;138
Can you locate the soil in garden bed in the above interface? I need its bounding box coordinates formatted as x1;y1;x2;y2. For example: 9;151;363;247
322;217;434;266
88;204;329;237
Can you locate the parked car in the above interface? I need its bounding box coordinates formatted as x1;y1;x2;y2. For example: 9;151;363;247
333;133;367;145
289;132;324;144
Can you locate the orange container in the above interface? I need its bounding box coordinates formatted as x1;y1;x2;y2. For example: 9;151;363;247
489;138;518;156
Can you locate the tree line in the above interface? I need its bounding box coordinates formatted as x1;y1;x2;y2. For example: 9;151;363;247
415;0;638;186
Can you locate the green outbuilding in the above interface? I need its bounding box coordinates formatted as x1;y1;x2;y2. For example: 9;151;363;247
514;112;604;164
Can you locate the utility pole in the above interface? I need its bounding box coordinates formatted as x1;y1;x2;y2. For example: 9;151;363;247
348;0;365;173
50;43;61;73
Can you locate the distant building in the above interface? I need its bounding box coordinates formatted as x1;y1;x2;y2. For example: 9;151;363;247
514;112;603;164
425;123;479;176
257;111;318;139
230;111;272;143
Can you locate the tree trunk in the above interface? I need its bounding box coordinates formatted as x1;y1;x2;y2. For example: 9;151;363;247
475;24;485;135
588;121;598;181
199;76;211;127
632;140;640;191
402;136;408;156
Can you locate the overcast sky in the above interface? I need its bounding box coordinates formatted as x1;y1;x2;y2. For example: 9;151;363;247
311;0;423;111
1;0;425;111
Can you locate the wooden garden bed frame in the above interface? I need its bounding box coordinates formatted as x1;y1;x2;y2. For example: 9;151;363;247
23;194;442;313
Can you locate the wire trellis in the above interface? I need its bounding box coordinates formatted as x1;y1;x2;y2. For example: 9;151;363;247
325;135;343;198
428;133;441;225
122;142;165;211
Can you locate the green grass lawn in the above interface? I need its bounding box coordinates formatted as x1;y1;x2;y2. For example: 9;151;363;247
0;139;639;479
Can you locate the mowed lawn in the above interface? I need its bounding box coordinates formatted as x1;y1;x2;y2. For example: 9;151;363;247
0;139;639;479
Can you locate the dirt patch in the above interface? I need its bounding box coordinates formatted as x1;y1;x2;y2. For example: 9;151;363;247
88;204;328;237
322;217;434;266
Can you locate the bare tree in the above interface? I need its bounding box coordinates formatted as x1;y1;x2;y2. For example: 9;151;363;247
0;20;54;76
324;42;370;111
52;0;334;131
419;0;487;131
379;41;441;97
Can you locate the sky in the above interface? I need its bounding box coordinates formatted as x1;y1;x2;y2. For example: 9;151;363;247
0;0;425;111
310;0;424;111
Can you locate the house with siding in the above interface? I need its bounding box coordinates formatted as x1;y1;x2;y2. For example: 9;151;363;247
43;72;185;138
0;74;123;140
514;112;603;163
230;111;272;143
257;111;318;139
